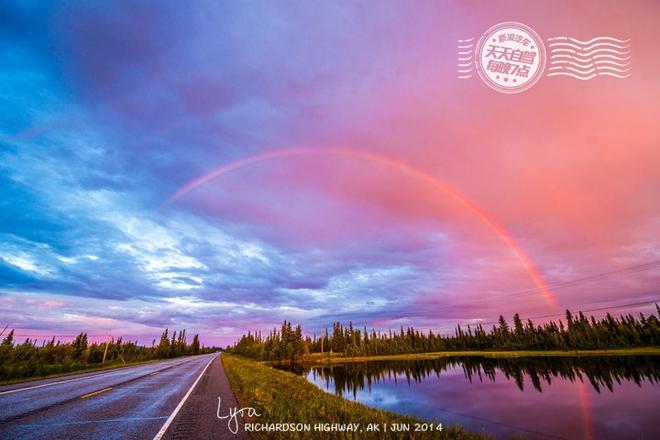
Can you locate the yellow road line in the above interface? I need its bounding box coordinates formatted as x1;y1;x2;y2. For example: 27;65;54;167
80;387;112;399
150;372;159;376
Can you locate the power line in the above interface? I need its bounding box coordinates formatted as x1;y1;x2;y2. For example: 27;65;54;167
486;259;660;304
504;259;660;298
522;300;659;320
361;260;660;326
462;299;659;330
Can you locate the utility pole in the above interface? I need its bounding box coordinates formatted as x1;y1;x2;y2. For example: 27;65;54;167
102;334;112;364
320;327;323;354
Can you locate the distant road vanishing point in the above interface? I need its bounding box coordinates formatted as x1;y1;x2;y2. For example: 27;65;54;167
0;353;248;440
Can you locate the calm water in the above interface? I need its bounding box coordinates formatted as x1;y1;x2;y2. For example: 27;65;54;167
277;356;660;439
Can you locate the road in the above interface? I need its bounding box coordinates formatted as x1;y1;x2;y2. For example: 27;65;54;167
0;353;249;439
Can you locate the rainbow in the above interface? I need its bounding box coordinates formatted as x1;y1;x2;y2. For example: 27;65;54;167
162;146;557;308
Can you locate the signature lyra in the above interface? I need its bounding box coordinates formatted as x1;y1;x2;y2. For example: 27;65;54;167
216;396;261;434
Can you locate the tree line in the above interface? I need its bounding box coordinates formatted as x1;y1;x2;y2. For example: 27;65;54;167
0;328;213;382
228;307;660;361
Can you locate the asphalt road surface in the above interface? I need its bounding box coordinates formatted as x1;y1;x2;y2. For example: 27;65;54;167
0;353;249;439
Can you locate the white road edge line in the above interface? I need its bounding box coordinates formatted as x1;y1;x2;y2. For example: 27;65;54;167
152;354;218;440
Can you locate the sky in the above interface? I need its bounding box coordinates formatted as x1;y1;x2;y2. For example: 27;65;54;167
1;1;659;346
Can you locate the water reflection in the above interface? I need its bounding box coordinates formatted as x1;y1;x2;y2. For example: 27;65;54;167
275;356;660;439
303;356;660;397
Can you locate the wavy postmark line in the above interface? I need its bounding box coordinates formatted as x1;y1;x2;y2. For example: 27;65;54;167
548;37;631;67
550;55;631;65
547;71;631;80
549;48;631;58
550;56;631;64
549;60;631;70
457;38;475;79
549;55;631;67
549;46;630;57
457;68;473;78
546;35;632;80
549;54;632;64
554;53;631;61
548;41;630;51
547;36;630;45
548;65;632;74
548;67;632;79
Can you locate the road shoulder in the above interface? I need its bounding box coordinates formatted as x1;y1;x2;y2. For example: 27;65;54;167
160;354;249;440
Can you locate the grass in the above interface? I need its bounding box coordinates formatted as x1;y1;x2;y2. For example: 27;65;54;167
0;357;176;386
222;354;492;440
301;347;660;365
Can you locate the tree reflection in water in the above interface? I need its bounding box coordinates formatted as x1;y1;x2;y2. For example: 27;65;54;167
277;356;660;398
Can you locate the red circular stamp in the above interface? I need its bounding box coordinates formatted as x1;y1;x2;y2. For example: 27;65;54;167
474;22;546;94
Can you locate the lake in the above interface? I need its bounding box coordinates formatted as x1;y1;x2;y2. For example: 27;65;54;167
277;356;660;439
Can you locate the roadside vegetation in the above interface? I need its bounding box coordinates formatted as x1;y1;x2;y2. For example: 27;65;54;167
303;347;660;364
222;354;491;439
0;328;213;383
228;308;660;362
